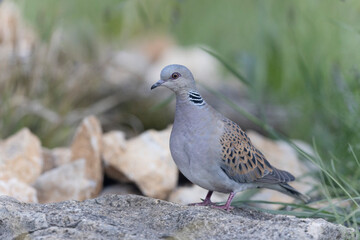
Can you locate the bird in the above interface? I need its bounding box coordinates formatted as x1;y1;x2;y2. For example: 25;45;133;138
151;64;310;210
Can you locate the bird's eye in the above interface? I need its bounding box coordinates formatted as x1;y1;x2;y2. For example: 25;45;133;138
171;72;181;79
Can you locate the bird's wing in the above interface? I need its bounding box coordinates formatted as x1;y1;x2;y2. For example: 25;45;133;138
219;119;295;184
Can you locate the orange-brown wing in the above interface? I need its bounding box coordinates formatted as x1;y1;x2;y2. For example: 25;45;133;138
219;119;294;184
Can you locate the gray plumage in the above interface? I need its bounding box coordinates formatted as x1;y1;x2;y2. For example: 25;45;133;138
151;64;310;210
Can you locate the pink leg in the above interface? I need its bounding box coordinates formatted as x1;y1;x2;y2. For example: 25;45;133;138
212;192;235;211
188;191;215;206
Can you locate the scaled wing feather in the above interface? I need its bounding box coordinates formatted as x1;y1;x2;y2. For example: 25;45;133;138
219;119;295;184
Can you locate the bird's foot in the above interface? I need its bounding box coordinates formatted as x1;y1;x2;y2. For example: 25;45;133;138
210;192;236;211
211;204;234;211
188;191;215;206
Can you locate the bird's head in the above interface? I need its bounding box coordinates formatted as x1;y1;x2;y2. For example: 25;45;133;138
151;64;196;93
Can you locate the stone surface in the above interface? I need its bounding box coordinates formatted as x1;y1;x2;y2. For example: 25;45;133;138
246;131;316;208
102;126;178;200
0;1;36;63
102;131;130;183
71;116;103;198
34;159;96;203
0;194;354;240
0;128;42;184
42;147;72;172
0;178;37;203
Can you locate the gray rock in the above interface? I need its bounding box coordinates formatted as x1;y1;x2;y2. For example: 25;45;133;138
0;194;354;240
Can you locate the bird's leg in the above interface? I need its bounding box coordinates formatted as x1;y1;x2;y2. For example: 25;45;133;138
188;190;215;206
202;190;214;205
212;192;235;211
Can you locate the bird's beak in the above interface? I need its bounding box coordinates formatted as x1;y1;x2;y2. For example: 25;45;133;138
151;79;165;90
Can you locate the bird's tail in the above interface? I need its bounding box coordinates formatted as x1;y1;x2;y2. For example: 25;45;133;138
267;183;310;203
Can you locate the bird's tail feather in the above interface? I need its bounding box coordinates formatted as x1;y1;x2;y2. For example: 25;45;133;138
266;183;310;203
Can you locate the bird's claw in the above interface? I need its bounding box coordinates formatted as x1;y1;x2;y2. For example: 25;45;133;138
210;204;234;211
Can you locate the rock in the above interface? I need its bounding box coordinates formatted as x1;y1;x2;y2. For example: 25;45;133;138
0;128;42;184
0;194;354;240
0;178;37;203
102;131;130;183
42;147;72;172
0;1;36;63
71;116;103;198
169;185;228;205
102;127;178;199
34;159;96;203
246;131;316;208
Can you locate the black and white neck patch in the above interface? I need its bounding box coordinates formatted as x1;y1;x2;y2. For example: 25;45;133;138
188;90;206;106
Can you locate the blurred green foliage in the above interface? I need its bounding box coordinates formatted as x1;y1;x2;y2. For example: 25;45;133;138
7;0;359;167
15;0;175;41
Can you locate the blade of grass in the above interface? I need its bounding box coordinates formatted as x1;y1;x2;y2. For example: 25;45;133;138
200;46;251;86
341;208;360;225
232;198;360;225
232;199;319;211
244;205;338;220
286;139;360;209
349;144;360;168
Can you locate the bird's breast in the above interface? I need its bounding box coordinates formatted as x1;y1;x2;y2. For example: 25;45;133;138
170;110;222;173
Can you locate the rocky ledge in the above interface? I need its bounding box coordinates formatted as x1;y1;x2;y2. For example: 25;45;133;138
0;194;354;240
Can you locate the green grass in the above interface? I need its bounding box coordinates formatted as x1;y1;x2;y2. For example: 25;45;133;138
14;0;176;42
